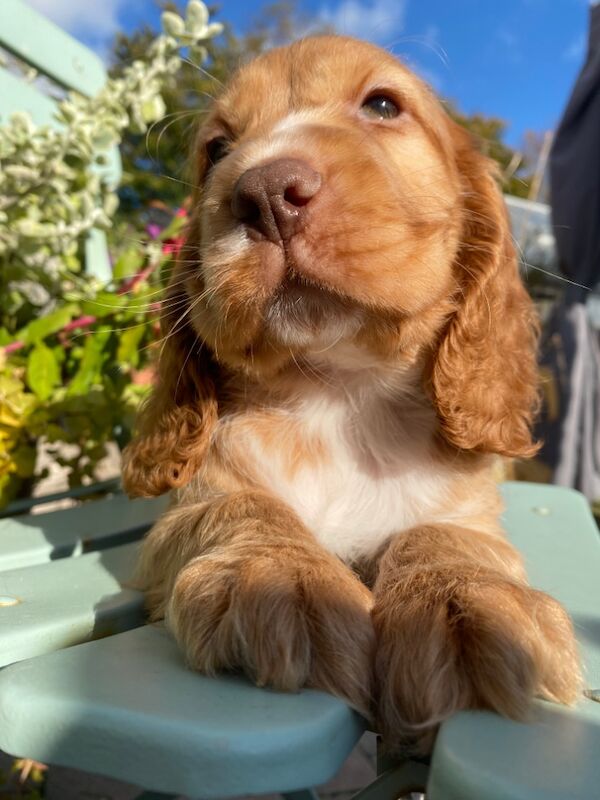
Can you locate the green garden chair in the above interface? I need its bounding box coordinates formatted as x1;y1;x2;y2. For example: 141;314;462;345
0;482;599;799
0;0;121;283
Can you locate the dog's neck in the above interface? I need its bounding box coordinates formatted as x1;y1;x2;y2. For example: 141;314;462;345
257;340;426;407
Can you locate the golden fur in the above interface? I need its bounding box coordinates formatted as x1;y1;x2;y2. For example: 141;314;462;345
123;36;581;754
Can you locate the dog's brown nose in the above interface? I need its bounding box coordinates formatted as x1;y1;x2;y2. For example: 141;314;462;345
231;158;321;242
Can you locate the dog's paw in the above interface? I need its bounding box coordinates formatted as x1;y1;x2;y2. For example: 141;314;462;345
167;546;375;716
373;571;581;754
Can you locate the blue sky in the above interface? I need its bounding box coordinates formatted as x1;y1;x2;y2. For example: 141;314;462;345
27;0;593;147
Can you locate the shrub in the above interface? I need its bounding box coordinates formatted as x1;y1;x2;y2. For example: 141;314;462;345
0;1;221;506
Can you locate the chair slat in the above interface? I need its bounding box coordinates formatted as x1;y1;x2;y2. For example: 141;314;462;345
84;227;114;282
0;542;143;668
0;69;58;127
428;482;600;800
1;478;121;518
428;700;600;800
501;481;600;685
0;625;366;797
0;494;168;572
0;0;107;96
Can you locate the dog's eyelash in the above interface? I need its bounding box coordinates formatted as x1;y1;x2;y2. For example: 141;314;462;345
206;136;231;166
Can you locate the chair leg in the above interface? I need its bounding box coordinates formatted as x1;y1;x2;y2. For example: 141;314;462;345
348;761;429;800
282;790;320;800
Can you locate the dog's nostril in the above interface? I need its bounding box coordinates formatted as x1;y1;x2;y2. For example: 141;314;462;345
246;202;261;222
242;198;261;223
231;193;261;225
283;186;311;207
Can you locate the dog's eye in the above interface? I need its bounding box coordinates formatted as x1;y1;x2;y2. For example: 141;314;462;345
361;94;400;120
206;136;230;166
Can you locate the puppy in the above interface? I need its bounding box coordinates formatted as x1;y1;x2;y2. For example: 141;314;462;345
123;36;581;753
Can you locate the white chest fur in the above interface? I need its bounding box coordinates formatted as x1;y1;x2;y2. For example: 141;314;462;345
236;371;460;563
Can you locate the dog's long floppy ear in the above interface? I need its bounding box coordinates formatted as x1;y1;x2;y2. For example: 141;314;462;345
122;125;221;497
122;268;220;498
430;123;540;458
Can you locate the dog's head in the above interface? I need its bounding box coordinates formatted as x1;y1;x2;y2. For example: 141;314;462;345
123;36;539;497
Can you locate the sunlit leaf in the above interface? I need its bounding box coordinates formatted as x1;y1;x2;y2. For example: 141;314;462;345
26;343;61;401
67;332;110;396
161;11;185;37
117;324;145;368
81;292;128;318
113;247;144;281
20;305;78;344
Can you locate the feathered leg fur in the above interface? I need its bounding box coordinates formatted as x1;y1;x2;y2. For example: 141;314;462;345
137;490;375;716
372;524;582;753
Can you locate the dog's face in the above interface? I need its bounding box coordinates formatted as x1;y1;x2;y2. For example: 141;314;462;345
123;36;540;497
184;36;463;369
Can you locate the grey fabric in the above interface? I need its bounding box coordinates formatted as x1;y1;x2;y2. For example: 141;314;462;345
550;4;600;302
552;304;600;499
535;302;600;501
537;6;600;501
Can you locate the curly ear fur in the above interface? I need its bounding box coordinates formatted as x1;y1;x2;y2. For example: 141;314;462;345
121;276;220;498
431;123;540;458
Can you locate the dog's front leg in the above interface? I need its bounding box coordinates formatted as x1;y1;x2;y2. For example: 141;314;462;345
140;490;374;715
372;524;581;753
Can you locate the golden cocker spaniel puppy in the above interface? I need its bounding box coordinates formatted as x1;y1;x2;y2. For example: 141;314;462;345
123;36;581;753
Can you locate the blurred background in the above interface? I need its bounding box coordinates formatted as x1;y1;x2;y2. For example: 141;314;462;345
1;0;598;517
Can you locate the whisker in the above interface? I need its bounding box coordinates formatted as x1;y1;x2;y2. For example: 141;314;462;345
155;111;201;164
173;331;200;400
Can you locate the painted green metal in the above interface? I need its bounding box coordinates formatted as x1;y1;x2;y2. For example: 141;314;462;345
351;760;429;800
500;482;600;685
0;68;58;127
283;790;321;800
134;793;178;800
428;482;600;799
0;493;167;572
0;625;366;798
84;227;114;284
0;477;121;518
428;701;600;800
0;0;107;95
0;0;122;279
0;543;143;668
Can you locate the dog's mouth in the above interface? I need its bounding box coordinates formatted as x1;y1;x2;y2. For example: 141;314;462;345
263;275;363;348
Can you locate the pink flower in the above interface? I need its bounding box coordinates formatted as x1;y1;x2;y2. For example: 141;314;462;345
146;224;161;239
162;236;184;256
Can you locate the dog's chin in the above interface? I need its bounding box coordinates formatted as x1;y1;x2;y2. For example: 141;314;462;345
263;278;363;350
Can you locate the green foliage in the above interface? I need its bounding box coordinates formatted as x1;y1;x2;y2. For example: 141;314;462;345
0;759;46;799
0;2;220;507
0;208;188;507
448;106;534;198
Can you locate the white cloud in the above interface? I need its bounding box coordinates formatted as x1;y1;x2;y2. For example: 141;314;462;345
495;27;522;64
563;33;586;62
25;0;125;55
497;28;518;50
317;0;408;43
